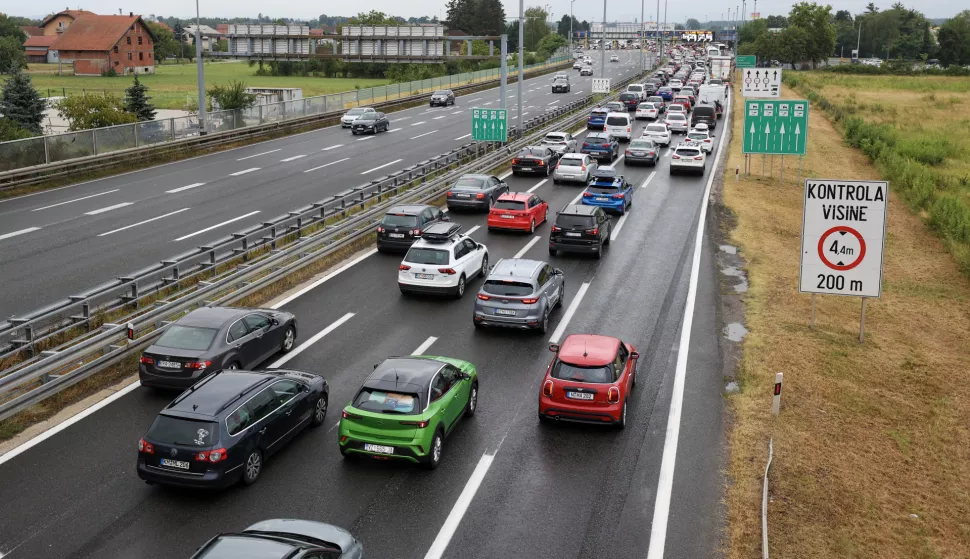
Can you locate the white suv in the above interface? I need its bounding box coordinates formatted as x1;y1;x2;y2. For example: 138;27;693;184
642;123;671;146
670;142;706;175
686;129;715;153
398;222;489;298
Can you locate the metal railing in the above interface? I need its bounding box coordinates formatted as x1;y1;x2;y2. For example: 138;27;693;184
0;55;570;174
0;62;655;423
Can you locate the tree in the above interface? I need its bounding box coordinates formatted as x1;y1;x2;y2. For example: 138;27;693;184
505;20;520;52
207;80;256;110
786;2;835;66
147;22;179;62
0;36;26;74
536;32;567;59
834;10;852;23
738;18;769;46
765;15;788;28
523;6;550;51
0;13;27;42
937;10;970;67
474;0;506;35
0;117;34;142
350;11;399;25
777;25;812;66
55;94;137;131
685;18;701;30
0;70;44;134
124;75;156;121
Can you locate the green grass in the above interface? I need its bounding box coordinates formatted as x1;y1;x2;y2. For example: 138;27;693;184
14;61;391;109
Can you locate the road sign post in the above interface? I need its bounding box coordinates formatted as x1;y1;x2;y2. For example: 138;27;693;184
743;100;809;157
736;55;756;68
471;108;508;142
798;179;889;342
741;67;782;98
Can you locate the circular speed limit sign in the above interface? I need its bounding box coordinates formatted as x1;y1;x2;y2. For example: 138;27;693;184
817;226;866;271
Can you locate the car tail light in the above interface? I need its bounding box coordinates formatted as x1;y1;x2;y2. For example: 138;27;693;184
184;360;212;370
139;356;154;365
704;139;711;143
138;438;154;454
521;298;538;304
476;193;486;200
196;448;228;463
477;293;490;301
601;143;609;148
580;165;586;171
583;192;593;197
399;264;411;271
612;193;625;199
582;143;589;148
342;411;362;420
537;161;544;166
447;191;454;197
512;158;520;164
585;228;599;235
551;225;561;232
400;420;430;428
377;226;385;233
608;387;620;404
438;268;457;275
694;156;704;160
625;150;630;155
626;127;631;133
542;380;554;397
672;154;681;159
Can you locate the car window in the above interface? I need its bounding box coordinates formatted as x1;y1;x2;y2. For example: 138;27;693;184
353;388;419;414
243;314;271;332
454;243;468;260
271;380;302;405
551;360;614;383
246;388;281;423
442;364;461;385
382;213;420;228
537;266;549;286
606;116;628;126
613;351;625;379
147;416;217;446
226;406;253;436
463;239;478;252
430;373;451;402
559;156;584;166
404;247;449;265
668;114;686;121
630;140;654;149
677;148;702;157
454;177;487;189
227;320;250;343
422;209;435;223
195;535;298;559
155;325;218;351
493;199;526;210
482;280;533;296
555;214;594;229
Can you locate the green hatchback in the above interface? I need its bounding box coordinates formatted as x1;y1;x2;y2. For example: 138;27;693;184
338;355;478;469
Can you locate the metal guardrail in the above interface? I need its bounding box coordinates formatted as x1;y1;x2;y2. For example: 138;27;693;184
0;63;656;423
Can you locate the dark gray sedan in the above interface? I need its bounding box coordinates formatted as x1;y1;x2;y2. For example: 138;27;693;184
350;111;389;134
445;174;510;212
624;138;660;166
472;258;565;334
430;89;455;106
138;307;297;389
190;519;363;558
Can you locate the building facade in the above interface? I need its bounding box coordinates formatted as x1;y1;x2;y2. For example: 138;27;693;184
51;14;157;75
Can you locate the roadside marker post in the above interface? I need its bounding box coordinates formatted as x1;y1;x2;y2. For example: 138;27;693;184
126;322;134;340
771;372;783;416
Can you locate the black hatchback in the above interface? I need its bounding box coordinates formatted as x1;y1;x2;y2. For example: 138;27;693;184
137;369;329;489
376;204;448;252
548;205;612;258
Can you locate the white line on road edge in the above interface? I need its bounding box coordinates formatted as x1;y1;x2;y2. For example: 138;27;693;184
424;453;496;559
410;130;438;140
268;312;355;368
454;134;472;141
98;208;190;237
514;236;541;258
646;91;732;559
640;171;657;188
229;167;260;176
237;149;281;161
84;202;132;215
31;189;119;211
0;380;142;466
304;158;350;173
322;144;343;151
166;182;206;194
280;154;307;162
0;227;41;241
411;336;438;355
610;213;629;241
547;100;560;106
527;179;547;193
173;210;260;242
498;170;513;180
362;158;404;175
548;281;590;344
272;249;378;308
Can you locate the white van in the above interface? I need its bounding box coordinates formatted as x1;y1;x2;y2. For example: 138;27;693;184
626;83;646;101
605;112;633;142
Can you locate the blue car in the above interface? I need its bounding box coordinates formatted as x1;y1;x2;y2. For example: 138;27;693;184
581;168;633;214
587;107;609;130
657;87;674;101
580;133;619;162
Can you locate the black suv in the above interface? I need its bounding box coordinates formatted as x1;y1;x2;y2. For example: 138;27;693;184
690;103;717;130
377;204;449;252
618;92;640;111
137;369;329;489
548;205;612;258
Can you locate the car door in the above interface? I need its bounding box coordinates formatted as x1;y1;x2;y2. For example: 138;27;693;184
244;386;287;455
428;372;455;430
243;313;278;365
226;317;261;368
421;208;437;229
440;365;467;429
535;266;553;310
529;194;547;224
269;379;311;444
460;238;484;277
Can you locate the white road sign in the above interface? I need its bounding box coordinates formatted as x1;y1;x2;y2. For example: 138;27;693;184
799;179;888;298
592;78;611;94
741;67;782;98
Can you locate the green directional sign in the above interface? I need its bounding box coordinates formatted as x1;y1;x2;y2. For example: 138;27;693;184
743;99;809;156
471;108;508;142
736;55;757;68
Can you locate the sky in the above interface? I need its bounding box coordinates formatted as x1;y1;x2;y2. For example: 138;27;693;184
12;0;956;24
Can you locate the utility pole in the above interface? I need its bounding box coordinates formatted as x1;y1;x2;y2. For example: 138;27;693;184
662;0;667;59
570;0;576;52
600;0;607;78
856;21;862;57
640;0;645;72
194;0;206;134
655;0;661;60
517;0;524;137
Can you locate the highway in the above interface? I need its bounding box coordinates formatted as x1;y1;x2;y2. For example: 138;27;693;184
0;51;650;319
0;81;729;559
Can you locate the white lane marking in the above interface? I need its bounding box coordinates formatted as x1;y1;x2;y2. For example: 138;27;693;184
237;149;280;161
433;115;447;120
412;336;438;355
230;167;260;176
322;144;343;151
640;170;657;188
410;130;438;140
31;189;120;211
166;182;205;194
268;312;356;368
455;134;472;141
0;380;142;466
451;110;463;114
361;158;404;175
280;154;306;162
272;249;377;308
483;102;493;106
569;191;585;205
388;129;401;133
411;121;427;126
610;213;629;241
84;202;132;215
548;281;591;344
647;90;732;559
395;117;412;121
98;208;190;237
304;157;350;173
574;90;583;94
526;179;547;193
173;210;260;242
424;453;496;559
468;97;482;102
498;170;513;180
521;112;530;116
547;100;560;106
355;136;376;142
0;227;41;241
513;236;541;258
613;154;626;165
465;225;481;236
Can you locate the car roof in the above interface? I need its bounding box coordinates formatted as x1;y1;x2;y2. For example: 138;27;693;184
178;306;251;327
558;204;599;216
497;192;531;201
488;258;543;281
164;370;275;418
243;519;355;552
364;357;445;393
386;204;433;215
458;173;491;180
559;334;620;367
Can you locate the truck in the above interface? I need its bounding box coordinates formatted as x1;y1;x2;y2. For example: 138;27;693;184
697;84;727;111
710;55;733;81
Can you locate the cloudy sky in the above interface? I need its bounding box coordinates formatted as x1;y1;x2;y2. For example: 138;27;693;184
15;0;955;24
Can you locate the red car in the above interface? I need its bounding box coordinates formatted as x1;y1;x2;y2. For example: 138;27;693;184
538;334;640;428
672;95;692;112
487;192;549;233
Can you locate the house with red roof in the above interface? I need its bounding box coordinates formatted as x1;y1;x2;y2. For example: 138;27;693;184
21;9;96;64
50;13;157;75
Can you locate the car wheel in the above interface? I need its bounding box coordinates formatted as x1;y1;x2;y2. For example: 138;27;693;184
280;326;296;353
465;381;478;417
351;130;357;135
227;361;241;370
242;449;262;485
549;247;557;256
595;242;603;259
479;253;489;278
425;430;443;470
529;219;535;234
310;395;328;427
616;401;628;429
538;310;549;334
553;178;560;185
455;274;466;299
555;283;565;308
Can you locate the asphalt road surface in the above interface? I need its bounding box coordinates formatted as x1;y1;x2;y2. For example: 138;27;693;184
0;84;730;559
0;51;652;319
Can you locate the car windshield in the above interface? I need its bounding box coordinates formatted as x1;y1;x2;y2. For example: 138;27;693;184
628;85;643;91
556;215;594;229
544;134;566;142
646;125;667;133
493;199;526;210
552;360;615;383
433;90;449;95
606;103;623;111
147;415;217;446
195;535;297;559
357;113;377;121
688;133;708;140
453;177;487;189
677;148;701;157
619;94;637;101
382;214;420;227
630;140;654;149
404;247;449;265
346;108;367;116
559;156;585;167
606;116;628;126
482;280;534;296
353;388;419;415
155;325;217;351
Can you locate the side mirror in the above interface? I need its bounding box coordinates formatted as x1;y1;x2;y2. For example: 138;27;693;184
478;243;485;250
373;363;379;370
630;351;640;360
548;343;560;353
554;268;563;275
270;318;280;326
441;215;451;222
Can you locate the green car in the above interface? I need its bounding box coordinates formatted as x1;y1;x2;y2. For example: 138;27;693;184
338;355;478;469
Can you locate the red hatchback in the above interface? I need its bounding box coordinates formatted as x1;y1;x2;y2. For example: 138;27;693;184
487;192;549;233
538;334;639;428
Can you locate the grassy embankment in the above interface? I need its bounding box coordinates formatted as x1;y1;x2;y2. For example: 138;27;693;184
723;73;970;558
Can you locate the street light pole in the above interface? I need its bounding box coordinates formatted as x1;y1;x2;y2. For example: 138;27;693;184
600;0;607;78
194;0;206;134
655;0;661;60
640;0;645;73
517;0;524;137
570;0;576;52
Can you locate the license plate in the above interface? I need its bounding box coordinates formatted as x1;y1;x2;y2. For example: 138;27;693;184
389;233;404;238
501;215;514;219
632;152;645;156
457;194;470;198
565;232;581;237
364;443;394;454
415;273;434;280
158;360;180;368
160;458;190;469
566;391;594;400
596;197;608;201
520;168;533;172
495;309;517;316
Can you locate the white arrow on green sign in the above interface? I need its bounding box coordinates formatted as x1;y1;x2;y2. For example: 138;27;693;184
743;99;809;156
472;107;508;142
